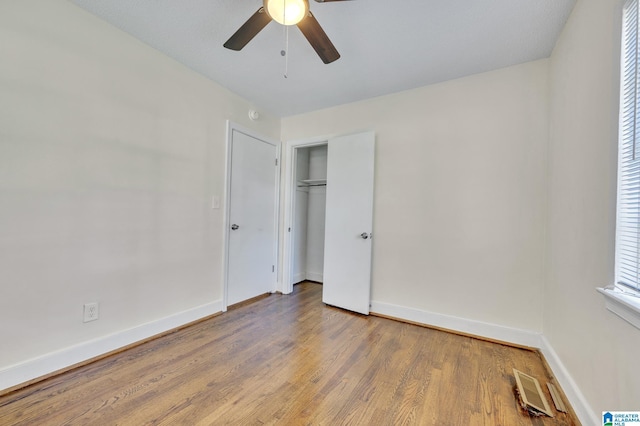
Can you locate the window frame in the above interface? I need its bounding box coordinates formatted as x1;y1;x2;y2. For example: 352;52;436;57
601;0;640;330
615;0;640;294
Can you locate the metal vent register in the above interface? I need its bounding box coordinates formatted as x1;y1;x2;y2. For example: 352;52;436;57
513;368;553;417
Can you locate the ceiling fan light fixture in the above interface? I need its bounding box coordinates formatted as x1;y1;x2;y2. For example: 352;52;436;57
264;0;309;26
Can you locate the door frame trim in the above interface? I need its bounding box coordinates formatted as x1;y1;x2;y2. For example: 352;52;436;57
281;136;331;295
223;121;281;311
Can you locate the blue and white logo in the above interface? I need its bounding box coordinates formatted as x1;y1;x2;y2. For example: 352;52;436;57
604;411;640;426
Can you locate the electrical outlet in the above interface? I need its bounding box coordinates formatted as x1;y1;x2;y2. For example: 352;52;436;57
83;302;99;323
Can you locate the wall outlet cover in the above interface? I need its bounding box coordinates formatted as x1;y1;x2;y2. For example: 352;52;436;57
83;302;99;323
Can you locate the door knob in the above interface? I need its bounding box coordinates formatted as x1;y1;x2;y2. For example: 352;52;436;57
360;232;369;239
231;224;239;230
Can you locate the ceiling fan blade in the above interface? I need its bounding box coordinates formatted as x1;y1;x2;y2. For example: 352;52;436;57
314;0;353;2
297;11;340;64
223;7;272;51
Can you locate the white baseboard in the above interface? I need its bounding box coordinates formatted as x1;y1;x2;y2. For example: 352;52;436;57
0;300;223;392
370;300;596;426
293;272;306;284
370;300;543;347
539;336;598;426
306;272;323;283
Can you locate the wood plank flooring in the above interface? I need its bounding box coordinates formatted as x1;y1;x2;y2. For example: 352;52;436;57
0;282;579;425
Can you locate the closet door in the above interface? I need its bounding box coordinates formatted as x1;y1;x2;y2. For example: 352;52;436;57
322;131;375;315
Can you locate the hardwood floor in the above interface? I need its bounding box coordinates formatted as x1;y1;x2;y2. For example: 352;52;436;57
0;282;579;425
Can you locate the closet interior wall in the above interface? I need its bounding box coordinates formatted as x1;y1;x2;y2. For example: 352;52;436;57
293;145;328;284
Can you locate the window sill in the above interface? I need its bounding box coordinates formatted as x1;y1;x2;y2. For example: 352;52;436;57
597;287;640;330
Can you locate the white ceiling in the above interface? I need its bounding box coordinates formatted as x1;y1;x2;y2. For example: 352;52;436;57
70;0;576;117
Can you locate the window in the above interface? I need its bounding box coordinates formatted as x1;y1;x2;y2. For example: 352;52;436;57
616;0;640;294
601;0;640;330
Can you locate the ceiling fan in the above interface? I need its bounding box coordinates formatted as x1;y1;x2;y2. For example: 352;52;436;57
223;0;350;64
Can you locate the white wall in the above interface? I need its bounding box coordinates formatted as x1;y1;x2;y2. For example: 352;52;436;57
306;146;327;282
292;146;327;283
0;0;279;387
546;0;638;419
282;60;549;333
293;149;310;283
308;145;328;180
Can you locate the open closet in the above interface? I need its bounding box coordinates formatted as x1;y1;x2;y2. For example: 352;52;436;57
292;144;328;284
283;131;374;313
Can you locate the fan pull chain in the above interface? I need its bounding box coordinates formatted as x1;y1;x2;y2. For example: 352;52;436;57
282;24;289;78
282;0;288;78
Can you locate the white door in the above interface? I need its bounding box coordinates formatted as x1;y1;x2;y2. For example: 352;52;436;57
322;131;375;314
226;128;278;306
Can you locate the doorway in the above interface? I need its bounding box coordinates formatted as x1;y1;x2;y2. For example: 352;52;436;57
281;132;375;315
292;144;328;285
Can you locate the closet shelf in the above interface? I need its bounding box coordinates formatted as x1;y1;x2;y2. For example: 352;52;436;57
297;179;327;187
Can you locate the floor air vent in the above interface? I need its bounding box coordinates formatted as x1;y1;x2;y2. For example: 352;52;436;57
513;368;553;417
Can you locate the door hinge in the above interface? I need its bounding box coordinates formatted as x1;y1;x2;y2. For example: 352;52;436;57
288;227;291;232
272;265;275;272
275;158;278;166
